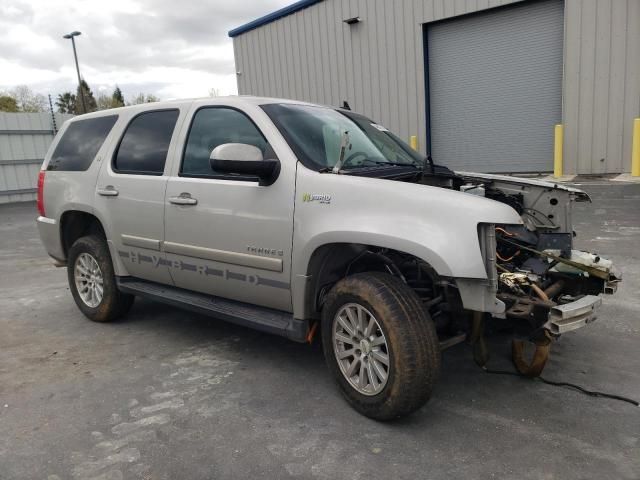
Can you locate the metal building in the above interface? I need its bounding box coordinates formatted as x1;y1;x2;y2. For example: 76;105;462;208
230;0;640;175
0;112;73;204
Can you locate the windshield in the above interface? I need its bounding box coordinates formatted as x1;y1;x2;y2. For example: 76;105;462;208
261;103;424;171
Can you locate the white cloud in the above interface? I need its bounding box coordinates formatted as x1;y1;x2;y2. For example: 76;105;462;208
0;0;291;101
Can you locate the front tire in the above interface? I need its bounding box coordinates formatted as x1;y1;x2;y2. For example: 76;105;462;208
67;235;134;322
321;272;440;420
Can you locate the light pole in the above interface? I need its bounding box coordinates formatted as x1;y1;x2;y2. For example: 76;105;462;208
63;31;87;113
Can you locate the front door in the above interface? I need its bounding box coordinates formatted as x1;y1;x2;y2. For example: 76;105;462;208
163;104;295;312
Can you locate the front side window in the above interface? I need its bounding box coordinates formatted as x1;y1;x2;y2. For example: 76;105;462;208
261;104;424;171
113;109;179;175
182;107;272;177
48;115;118;171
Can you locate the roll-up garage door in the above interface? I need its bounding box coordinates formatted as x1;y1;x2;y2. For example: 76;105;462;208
426;0;564;173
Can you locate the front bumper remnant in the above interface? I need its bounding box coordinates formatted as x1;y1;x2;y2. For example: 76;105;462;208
546;295;602;334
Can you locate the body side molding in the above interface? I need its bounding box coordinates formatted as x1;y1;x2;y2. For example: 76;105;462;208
121;234;161;251
163;241;283;272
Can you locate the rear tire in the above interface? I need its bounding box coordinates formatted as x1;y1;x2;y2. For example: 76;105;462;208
67;235;134;322
321;272;440;420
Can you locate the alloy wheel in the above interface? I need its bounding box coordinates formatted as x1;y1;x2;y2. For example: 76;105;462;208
74;252;104;308
332;303;390;396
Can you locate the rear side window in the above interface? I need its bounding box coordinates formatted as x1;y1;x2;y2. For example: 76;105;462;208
47;115;118;171
113;109;179;175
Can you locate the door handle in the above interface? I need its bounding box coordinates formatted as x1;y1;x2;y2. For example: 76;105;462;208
97;186;119;197
169;193;198;206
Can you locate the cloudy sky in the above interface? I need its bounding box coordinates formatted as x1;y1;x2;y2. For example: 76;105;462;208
0;0;291;101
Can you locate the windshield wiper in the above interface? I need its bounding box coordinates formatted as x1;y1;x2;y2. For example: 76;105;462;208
375;161;421;168
352;160;421;169
342;159;421;169
321;160;420;173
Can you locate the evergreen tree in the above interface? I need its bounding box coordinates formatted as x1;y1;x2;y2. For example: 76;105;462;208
56;92;77;114
112;86;125;107
75;79;98;113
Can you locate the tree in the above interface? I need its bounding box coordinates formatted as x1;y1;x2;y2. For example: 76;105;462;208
75;79;98;113
96;93;114;111
208;88;220;97
112;86;125;107
129;93;145;105
129;93;160;105
56;92;77;114
11;85;47;112
94;86;127;111
0;95;19;112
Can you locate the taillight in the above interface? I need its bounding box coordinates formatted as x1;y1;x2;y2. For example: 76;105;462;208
37;170;46;217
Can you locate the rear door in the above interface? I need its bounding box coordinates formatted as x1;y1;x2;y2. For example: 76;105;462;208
163;102;295;312
95;107;186;284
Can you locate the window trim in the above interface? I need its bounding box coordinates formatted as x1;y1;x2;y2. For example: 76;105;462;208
47;114;119;172
111;108;180;176
179;105;274;182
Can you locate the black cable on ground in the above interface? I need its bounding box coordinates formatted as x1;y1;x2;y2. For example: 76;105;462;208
481;366;640;407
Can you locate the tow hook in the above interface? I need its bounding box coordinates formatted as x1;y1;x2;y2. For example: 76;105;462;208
511;330;554;377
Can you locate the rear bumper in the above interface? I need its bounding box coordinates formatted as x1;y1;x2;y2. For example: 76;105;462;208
546;295;602;334
36;216;65;263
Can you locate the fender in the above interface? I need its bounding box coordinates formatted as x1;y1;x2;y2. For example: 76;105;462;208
293;166;522;278
291;166;523;318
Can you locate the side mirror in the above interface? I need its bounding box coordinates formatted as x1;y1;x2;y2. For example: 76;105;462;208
209;143;280;186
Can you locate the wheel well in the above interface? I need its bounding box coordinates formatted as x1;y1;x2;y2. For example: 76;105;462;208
60;211;106;258
304;243;443;319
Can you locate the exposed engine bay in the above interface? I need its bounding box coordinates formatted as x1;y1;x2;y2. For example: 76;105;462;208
454;173;620;308
420;169;621;375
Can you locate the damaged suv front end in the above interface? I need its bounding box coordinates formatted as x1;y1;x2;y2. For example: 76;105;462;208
453;173;621;375
266;102;620;379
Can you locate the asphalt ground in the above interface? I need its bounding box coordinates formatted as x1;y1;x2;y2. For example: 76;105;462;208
1;182;638;480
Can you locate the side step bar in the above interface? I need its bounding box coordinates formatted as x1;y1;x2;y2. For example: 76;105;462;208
116;277;308;342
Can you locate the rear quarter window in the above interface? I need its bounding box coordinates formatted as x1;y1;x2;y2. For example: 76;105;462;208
47;115;118;171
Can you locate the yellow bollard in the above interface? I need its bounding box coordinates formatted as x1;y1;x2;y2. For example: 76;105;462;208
632;118;640;177
410;135;418;151
553;124;563;178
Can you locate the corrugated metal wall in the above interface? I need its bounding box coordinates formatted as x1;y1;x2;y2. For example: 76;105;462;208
0;112;73;204
233;0;640;174
563;0;640;175
234;0;523;163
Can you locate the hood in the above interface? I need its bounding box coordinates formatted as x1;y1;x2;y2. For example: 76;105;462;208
455;171;591;202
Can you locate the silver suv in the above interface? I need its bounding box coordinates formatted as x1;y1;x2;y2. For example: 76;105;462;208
37;97;619;420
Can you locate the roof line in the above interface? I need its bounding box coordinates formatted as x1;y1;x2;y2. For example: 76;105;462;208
228;0;324;38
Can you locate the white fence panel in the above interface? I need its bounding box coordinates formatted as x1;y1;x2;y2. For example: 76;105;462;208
0;112;73;204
